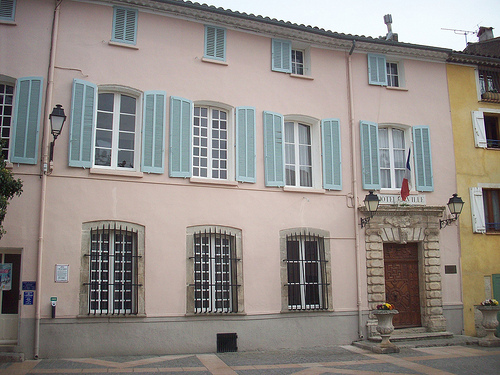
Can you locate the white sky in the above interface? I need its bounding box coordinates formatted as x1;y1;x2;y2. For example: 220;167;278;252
198;0;500;51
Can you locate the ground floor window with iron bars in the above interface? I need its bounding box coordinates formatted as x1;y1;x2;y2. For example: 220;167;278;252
80;222;144;315
281;229;330;311
187;226;243;314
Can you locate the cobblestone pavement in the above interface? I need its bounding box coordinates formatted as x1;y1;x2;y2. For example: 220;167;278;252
1;344;499;375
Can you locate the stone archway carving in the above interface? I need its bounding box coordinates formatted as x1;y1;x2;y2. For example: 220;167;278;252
363;205;447;336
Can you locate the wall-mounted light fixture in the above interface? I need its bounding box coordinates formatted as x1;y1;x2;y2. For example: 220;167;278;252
360;190;380;228
49;104;66;162
440;193;465;229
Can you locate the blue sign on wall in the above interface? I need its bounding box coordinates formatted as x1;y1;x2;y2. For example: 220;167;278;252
22;281;36;291
23;291;34;305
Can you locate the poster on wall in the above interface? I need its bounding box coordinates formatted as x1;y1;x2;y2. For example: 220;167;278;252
0;264;12;291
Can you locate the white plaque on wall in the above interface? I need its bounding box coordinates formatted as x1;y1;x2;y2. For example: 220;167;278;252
55;264;69;283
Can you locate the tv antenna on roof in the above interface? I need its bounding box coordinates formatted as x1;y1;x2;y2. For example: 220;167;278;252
441;28;477;45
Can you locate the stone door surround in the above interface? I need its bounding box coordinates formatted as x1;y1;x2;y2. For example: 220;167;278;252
362;205;446;337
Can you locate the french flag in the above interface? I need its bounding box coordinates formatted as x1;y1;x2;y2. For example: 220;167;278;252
400;149;411;201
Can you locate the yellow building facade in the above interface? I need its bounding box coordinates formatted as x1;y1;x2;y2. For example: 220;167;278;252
447;61;500;336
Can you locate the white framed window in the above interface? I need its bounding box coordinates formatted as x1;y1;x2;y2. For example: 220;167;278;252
95;92;139;170
193;105;229;179
367;54;405;88
291;49;305;75
285;121;312;187
272;39;311;76
470;187;500;233
472;110;500;149
263;113;341;190
386;62;399;87
0;82;14;159
280;228;331;311
186;226;243;314
80;221;145;316
360;121;432;192
378;126;408;189
69;80;167;174
170;98;256;183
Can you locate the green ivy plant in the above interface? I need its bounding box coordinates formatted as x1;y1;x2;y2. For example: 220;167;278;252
0;142;23;239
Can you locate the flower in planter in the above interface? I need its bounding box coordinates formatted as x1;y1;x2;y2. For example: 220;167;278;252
376;302;395;310
480;299;499;306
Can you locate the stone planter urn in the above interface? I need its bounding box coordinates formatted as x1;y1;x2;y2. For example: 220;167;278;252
372;309;399;353
477;305;500;347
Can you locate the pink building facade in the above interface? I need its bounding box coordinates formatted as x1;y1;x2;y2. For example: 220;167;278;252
0;0;462;358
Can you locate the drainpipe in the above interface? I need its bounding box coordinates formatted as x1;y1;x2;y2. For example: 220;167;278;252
34;0;62;359
346;40;364;339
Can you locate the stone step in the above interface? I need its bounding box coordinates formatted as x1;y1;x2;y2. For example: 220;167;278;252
0;352;24;362
369;330;454;343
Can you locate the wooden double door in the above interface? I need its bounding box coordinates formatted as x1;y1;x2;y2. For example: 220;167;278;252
384;243;421;328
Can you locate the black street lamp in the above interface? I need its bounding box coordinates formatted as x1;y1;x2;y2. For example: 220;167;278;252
49;104;66;162
361;191;380;228
440;194;465;229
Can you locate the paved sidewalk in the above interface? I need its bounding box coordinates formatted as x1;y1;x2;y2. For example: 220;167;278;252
1;344;499;375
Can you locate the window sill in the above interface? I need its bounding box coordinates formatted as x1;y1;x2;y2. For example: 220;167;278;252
290;73;314;80
201;57;228;66
90;168;144;178
386;86;408;91
485;231;500;235
185;312;247;317
189;177;238;186
108;41;139;50
0;20;16;26
4;162;13;170
280;309;332;314
283;186;325;194
77;314;147;319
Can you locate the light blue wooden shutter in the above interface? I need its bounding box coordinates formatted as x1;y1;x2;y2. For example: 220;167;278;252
69;79;96;168
204;25;226;61
142;91;166;173
272;39;292;73
11;77;43;164
112;6;138;45
236;107;256;183
367;54;387;86
0;0;16;21
360;120;380;190
169;96;192;178
321;118;342;190
412;126;433;191
263;111;284;187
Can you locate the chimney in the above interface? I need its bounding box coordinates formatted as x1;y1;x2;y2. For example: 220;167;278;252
384;14;398;41
478;26;494;42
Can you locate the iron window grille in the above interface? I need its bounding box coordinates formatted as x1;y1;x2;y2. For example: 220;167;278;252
85;224;141;315
285;232;328;310
191;229;240;313
479;69;500;95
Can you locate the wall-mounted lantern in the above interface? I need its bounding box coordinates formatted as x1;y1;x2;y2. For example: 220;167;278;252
440;194;465;229
49;104;66;162
360;191;380;228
